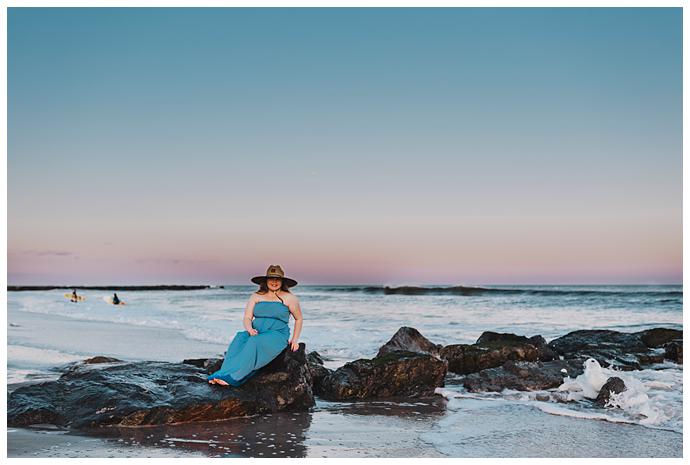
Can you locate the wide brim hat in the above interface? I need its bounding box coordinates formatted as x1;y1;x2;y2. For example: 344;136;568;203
251;264;298;288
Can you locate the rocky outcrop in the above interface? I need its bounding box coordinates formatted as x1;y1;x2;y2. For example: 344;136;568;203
440;343;534;374
594;377;627;407
81;356;123;364
547;329;664;370
8;344;314;429
182;357;223;374
376;326;443;358
316;351;447;400
440;331;555;375
548;329;648;355
664;340;683;364
455;327;680;394
475;331;557;362
634;328;683;348
462;359;584;392
8;325;681;431
635;353;666;365
306;351;332;395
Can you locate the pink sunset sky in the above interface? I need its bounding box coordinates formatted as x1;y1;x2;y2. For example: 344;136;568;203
8;8;682;285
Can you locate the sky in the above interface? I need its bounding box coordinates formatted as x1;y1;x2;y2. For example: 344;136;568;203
7;7;682;285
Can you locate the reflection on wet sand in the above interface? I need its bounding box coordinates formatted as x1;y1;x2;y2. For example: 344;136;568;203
81;410;312;457
303;396;448;458
74;395;448;458
314;395;448;417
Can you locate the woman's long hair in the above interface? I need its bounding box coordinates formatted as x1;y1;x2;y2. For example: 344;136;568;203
256;279;291;304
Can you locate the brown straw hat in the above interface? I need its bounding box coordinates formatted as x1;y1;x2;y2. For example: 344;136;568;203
251;264;298;288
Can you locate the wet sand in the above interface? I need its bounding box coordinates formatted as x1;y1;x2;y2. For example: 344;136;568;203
8;397;448;458
7;427;203;458
9;393;682;458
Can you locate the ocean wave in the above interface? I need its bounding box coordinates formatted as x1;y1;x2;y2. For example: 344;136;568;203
8;344;86;367
319;285;683;298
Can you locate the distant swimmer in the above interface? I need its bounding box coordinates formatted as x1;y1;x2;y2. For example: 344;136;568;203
112;293;120;305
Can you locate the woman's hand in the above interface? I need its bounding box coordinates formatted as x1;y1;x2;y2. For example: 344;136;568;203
248;328;258;336
288;339;299;351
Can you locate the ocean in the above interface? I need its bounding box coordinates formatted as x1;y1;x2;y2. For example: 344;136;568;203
7;284;683;457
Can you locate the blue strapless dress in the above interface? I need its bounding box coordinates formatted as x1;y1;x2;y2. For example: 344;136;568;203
207;301;291;386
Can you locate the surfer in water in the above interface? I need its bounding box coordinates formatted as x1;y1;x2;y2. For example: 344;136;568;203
70;289;79;303
112;293;120;305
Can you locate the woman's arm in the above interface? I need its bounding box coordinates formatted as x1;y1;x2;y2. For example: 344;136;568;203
243;294;258;335
288;297;303;351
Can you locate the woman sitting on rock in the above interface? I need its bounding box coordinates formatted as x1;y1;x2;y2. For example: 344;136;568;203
208;265;303;386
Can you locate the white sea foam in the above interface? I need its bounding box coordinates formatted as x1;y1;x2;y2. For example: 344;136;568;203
162;438;220;444
557;358;611;400
7;345;86;384
434;360;683;434
534;402;642;425
7;369;50;385
8;344;85;367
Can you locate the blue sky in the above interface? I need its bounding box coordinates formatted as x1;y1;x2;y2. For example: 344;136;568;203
8;8;682;285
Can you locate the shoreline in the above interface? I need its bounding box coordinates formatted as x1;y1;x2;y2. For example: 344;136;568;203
8;285;220;292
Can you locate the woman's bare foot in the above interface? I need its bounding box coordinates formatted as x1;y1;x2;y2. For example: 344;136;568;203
208;378;229;386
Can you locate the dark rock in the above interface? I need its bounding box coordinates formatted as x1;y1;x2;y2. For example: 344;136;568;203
600;356;641;371
462;359;585;393
636;353;665;365
438;331;558;376
306;351;332;396
182;358;223;374
476;331;557;362
318;351;447;400
440;344;495;374
83;356;123;364
62;356;126;375
528;336;559;361
476;331;531;345
549;330;649;356
547;329;662;369
376;326;443;358
307;351;325;366
8;344;314;429
634;328;683;348
440;342;540;375
594;377;627;407
664;340;683;364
